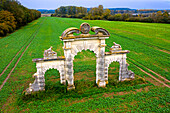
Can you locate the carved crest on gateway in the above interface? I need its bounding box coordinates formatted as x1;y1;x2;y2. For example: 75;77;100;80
80;23;90;34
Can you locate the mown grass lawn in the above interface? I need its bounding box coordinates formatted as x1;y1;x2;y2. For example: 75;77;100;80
0;17;169;112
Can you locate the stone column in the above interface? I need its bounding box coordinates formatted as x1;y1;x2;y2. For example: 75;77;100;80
35;66;45;91
104;59;109;84
59;63;66;85
96;39;106;87
64;41;75;90
26;66;45;94
119;54;129;81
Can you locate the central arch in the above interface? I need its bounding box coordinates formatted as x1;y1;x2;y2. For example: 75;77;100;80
64;38;107;90
71;40;100;85
73;49;96;82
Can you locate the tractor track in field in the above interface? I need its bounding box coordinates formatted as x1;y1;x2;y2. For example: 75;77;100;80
128;58;170;83
0;18;46;90
0;29;37;77
0;34;34;77
128;60;170;88
0;45;25;77
0;20;43;77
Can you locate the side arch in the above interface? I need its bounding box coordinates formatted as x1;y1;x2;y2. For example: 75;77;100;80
104;54;134;82
104;56;122;82
26;61;65;94
40;63;65;84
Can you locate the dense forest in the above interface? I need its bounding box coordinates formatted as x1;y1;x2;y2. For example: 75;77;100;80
0;0;41;37
52;5;170;23
52;6;87;18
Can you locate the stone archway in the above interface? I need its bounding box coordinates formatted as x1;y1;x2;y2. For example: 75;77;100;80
26;22;134;94
61;23;110;90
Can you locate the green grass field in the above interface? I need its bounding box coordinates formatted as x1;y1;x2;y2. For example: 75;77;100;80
0;17;169;112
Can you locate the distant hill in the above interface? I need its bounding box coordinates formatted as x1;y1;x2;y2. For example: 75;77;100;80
38;9;55;14
107;8;136;11
74;8;136;13
38;8;168;14
38;8;137;14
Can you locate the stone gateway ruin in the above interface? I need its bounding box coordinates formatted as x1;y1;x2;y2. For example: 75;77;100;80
26;23;134;94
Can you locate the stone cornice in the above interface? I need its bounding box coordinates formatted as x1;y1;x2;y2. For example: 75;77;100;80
105;50;130;55
32;56;65;62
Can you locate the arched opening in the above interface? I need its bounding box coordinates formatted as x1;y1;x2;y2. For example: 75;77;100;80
73;49;97;90
108;61;120;84
44;69;61;91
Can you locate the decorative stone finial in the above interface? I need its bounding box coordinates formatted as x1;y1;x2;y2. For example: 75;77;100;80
110;42;122;52
44;46;57;59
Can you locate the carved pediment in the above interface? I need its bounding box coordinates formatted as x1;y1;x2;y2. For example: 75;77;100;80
60;23;110;40
60;27;80;39
91;27;110;36
44;46;57;59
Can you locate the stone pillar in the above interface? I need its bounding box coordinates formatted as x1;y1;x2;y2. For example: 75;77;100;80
119;54;134;81
59;64;66;85
26;66;45;94
96;39;106;87
119;57;128;81
64;42;75;90
104;59;109;84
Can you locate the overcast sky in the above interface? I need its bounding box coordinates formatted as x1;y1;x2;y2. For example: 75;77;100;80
18;0;170;10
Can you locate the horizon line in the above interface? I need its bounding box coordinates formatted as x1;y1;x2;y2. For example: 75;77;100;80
36;7;170;10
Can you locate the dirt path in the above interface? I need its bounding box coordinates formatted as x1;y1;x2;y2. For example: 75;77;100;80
128;60;170;88
0;18;46;90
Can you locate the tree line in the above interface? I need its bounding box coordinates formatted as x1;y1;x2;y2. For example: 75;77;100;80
0;0;41;37
51;6;87;18
52;5;170;23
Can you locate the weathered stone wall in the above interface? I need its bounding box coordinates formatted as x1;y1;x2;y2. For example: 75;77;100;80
105;54;134;81
26;60;65;94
